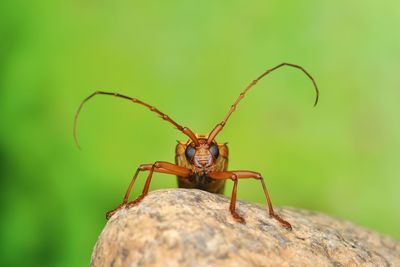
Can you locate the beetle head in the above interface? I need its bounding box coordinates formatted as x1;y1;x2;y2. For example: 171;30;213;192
185;138;219;168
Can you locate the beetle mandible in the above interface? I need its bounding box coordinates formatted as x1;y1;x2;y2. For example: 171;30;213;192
74;63;319;230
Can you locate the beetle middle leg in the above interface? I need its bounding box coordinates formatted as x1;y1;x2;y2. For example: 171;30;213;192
106;161;190;219
208;170;292;230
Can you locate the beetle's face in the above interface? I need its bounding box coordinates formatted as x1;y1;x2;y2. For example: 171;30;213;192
185;139;219;169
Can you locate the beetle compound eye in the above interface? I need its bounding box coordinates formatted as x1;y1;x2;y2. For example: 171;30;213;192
185;145;196;160
209;144;219;159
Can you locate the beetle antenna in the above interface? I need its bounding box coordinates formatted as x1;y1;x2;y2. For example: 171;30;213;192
207;63;319;144
73;91;199;149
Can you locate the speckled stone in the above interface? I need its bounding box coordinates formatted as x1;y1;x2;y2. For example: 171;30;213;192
91;189;400;267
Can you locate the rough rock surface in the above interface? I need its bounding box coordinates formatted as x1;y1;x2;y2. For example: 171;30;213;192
91;189;400;267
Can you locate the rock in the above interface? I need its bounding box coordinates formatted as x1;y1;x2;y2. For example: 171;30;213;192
91;189;400;267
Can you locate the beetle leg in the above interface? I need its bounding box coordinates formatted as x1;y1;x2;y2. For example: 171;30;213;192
106;162;190;219
207;171;245;224
208;170;292;230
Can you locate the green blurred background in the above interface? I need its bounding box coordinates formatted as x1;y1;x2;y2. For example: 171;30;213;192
1;1;399;266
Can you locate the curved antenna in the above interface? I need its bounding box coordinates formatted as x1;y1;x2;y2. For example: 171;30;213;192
74;91;199;149
207;63;319;144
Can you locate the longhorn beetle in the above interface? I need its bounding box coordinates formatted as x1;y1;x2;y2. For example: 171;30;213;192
74;63;319;230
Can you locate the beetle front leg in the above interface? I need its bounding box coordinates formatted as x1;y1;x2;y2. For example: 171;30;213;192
208;170;292;230
106;161;190;219
207;171;245;224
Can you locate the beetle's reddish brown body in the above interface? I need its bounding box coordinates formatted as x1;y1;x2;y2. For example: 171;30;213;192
176;135;229;194
74;63;319;230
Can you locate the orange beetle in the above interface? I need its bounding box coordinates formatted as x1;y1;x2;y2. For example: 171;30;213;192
74;63;319;230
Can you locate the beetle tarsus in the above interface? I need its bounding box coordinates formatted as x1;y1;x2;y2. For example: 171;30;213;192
231;211;246;224
126;194;146;208
106;203;127;220
271;213;292;230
